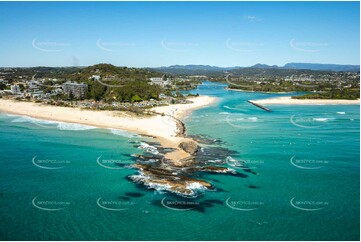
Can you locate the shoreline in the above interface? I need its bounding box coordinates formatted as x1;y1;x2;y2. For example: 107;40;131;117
0;96;218;161
250;96;360;105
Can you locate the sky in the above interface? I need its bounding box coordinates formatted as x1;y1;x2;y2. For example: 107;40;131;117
0;1;359;67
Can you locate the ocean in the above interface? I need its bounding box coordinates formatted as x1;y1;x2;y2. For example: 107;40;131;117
0;82;359;240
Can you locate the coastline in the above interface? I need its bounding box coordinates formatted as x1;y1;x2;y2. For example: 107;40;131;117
0;96;218;161
250;96;360;105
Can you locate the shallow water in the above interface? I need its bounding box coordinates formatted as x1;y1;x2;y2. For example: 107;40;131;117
0;82;359;240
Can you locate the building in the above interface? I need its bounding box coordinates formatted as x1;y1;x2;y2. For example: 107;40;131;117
31;91;44;99
27;80;40;90
150;77;170;87
89;75;100;81
62;81;88;99
158;93;167;99
10;84;21;95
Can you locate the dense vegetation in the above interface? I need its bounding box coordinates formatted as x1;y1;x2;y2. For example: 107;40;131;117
71;64;164;102
228;79;360;99
73;64;161;82
294;89;360;100
100;81;164;102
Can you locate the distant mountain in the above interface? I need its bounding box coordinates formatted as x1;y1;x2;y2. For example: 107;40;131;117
249;63;360;72
283;63;360;72
229;67;333;77
152;63;360;75
250;63;279;69
151;65;234;76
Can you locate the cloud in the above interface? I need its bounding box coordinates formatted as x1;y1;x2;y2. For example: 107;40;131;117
244;15;261;22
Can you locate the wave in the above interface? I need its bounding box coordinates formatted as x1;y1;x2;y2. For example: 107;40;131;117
9;114;96;131
247;117;258;122
226;156;238;163
138;142;159;155
312;118;335;122
109;128;139;138
219;112;229;115
57;123;96;131
336;112;346;115
207;159;223;163
130;173;207;197
235;117;258;122
223;105;237;110
11;115;59;126
186;182;208;191
226;156;245;167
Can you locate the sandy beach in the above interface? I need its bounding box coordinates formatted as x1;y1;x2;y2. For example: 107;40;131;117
0;96;218;161
251;96;360;105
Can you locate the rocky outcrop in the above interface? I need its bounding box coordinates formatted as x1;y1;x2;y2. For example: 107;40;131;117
128;116;249;198
130;164;213;197
174;117;186;137
167;156;195;167
178;141;199;155
199;166;236;174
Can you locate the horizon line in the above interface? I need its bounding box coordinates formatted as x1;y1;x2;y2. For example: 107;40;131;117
0;62;360;69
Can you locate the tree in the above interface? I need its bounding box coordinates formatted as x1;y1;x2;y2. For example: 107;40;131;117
0;83;6;90
90;81;107;101
131;94;142;102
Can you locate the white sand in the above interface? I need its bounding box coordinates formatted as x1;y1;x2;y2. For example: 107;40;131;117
251;96;360;105
0;96;218;160
152;96;218;119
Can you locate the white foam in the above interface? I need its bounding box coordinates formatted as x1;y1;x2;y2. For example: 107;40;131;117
219;112;229;115
207;159;222;163
312;118;335;122
147;182;172;191
57;122;96;131
223;105;238;110
226;156;244;167
109;128;138;138
138;142;159;155
226;156;237;163
11;115;56;124
9;114;96;131
336;112;346;115
248;117;258;122
235;117;258;122
186;182;207;191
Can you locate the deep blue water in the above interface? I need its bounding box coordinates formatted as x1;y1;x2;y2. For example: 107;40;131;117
0;82;359;240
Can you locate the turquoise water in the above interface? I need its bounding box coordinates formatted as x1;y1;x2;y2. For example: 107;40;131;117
0;82;359;240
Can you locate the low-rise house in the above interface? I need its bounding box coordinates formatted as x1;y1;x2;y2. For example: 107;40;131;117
31;90;45;99
89;75;100;81
158;93;167;99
